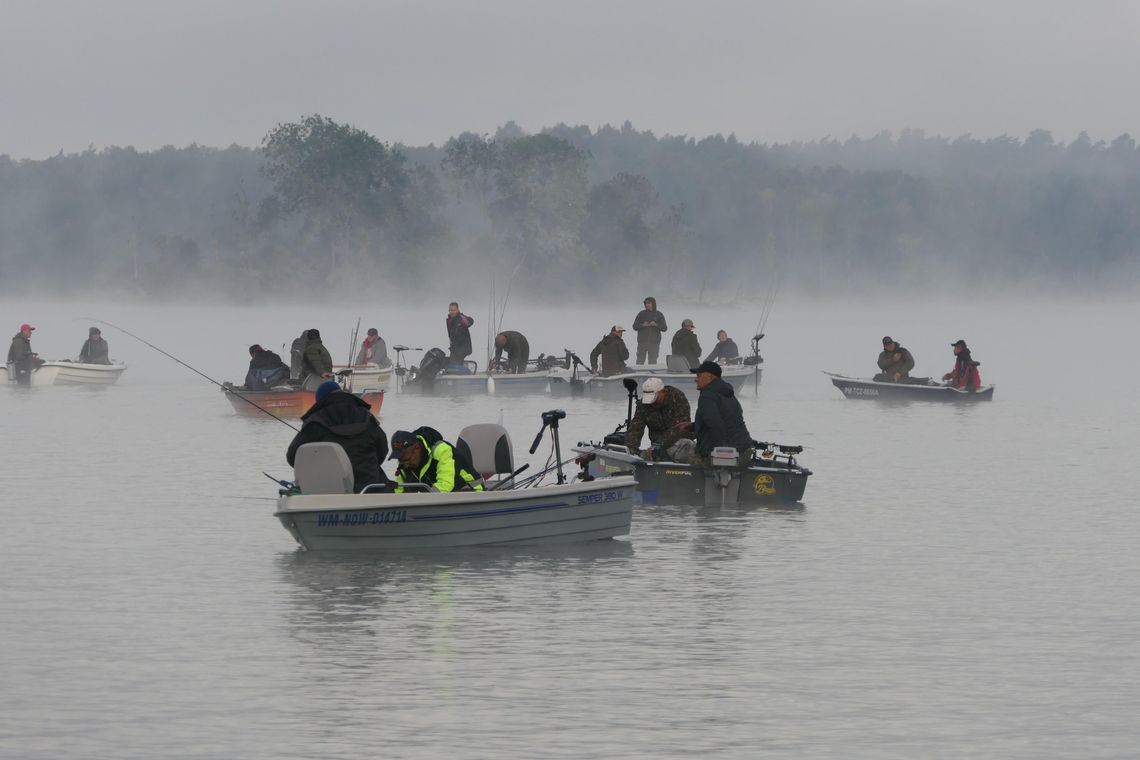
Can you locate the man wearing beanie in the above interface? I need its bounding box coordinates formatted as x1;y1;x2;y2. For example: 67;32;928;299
286;381;391;492
79;326;111;365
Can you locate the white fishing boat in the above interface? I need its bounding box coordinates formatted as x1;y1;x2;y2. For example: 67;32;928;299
274;411;636;550
332;362;393;392
6;360;127;387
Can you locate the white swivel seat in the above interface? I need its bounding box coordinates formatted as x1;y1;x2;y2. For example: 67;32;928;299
456;424;514;486
294;442;354;494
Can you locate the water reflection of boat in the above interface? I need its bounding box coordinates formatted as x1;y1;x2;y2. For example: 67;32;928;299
221;383;384;418
274;412;636;550
825;372;995;402
7;360;127;386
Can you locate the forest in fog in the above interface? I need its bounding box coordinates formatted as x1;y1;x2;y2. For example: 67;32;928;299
2;117;1137;301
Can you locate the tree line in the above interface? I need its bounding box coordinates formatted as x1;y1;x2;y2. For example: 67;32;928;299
1;116;1137;300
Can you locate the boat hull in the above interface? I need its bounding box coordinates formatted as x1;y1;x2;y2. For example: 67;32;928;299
223;386;385;417
575;445;809;507
332;363;392;392
550;364;760;399
274;476;637;550
829;375;994;402
406;371;553;395
7;361;127;386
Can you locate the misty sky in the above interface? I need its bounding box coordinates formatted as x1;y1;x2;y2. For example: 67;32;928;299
2;0;1138;159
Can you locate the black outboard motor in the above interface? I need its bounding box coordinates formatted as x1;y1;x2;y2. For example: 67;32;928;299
413;347;448;388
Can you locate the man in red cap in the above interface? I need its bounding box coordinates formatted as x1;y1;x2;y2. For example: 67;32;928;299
8;324;44;386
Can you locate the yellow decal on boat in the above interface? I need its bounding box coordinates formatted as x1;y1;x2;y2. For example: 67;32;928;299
752;474;775;495
664;469;691;476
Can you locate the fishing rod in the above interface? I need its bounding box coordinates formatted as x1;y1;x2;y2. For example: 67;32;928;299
346;316;361;368
82;317;300;431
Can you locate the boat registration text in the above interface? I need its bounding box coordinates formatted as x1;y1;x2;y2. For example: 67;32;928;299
316;510;407;527
843;386;879;397
577;490;625;505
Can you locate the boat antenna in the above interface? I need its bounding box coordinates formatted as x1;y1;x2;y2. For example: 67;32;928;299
81;317;299;431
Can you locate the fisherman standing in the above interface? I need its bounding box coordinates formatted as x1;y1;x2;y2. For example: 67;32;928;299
626;378;696;461
632;297;668;365
493;331;530;374
590;325;631;377
78;327;111;364
8;323;44;386
289;330;310;380
446;302;475;368
875;336;916;383
300;329;334;391
670;318;702;368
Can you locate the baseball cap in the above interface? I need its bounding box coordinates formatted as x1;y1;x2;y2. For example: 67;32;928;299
389;430;417;459
612;325;625;333
641;377;665;403
20;323;35;332
689;360;722;377
951;339;968;348
882;336;893;345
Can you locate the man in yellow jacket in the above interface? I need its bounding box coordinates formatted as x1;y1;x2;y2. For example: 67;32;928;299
390;428;485;493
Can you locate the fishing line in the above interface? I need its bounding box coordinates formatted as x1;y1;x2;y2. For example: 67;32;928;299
82;317;300;431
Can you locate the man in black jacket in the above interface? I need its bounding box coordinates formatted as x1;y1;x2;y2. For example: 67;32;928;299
286;381;390;493
682;360;753;465
632;297;668;365
493;330;530;374
446;302;475;367
670;318;702;368
245;344;290;390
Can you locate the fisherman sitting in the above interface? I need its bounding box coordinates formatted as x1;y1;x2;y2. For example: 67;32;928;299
678;361;754;467
286;381;391;493
943;339;982;390
244;344;291;390
874;336;916;383
390;428;485;493
79;327;111;364
626;378;696;461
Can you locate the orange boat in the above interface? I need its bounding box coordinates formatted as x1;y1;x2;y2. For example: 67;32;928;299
222;383;384;418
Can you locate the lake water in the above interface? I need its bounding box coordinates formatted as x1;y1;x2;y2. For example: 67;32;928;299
2;297;1138;759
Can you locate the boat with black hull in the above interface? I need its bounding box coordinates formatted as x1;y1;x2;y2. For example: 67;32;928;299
825;372;995;402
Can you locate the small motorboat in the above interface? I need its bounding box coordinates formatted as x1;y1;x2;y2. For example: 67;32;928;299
221;382;384;418
825;372;995;401
401;348;569;395
6;360;127;386
273;409;636;550
573;440;811;507
331;362;393;391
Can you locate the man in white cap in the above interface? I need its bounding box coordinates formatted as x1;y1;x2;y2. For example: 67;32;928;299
625;377;695;461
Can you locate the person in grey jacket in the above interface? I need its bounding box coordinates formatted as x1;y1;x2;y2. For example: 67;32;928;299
78;327;111;364
875;336;916;382
8;323;43;386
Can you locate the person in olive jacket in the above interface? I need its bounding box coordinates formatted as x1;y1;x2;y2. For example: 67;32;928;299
286;381;390;493
300;329;334;390
670;318;702;368
589;325;630;377
632;296;668;365
875;336;916;383
78;327;111;364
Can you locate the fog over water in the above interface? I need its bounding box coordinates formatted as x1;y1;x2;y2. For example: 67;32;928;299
3;295;1139;758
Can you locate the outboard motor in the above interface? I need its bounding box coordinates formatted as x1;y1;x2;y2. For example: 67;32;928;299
412;347;448;388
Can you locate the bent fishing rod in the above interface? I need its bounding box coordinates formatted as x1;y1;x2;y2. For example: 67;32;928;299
82;317;300;431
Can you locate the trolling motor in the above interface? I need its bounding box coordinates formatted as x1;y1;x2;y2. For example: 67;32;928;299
530;408;568;484
563;349;589;396
392;345;421;392
745;333;765;394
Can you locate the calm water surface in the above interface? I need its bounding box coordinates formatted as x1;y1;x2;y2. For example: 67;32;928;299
2;298;1138;759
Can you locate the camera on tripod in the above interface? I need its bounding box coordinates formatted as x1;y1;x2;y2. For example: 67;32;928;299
541;409;567;425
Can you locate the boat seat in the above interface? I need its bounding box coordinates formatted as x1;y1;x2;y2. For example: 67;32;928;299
294;442;354;494
665;354;691;372
456;423;514;481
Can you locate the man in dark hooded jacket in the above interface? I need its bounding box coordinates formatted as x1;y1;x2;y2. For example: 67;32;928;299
244;344;290;390
79;327;111;364
446;302;475;367
8;323;44;386
289;330;310;380
300;329;334;390
286;381;390;493
632;297;668;365
682;361;753;465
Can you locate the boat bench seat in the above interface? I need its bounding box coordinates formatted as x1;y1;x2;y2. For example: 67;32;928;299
294;442;354;494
